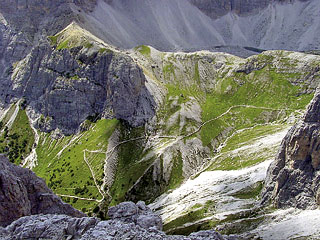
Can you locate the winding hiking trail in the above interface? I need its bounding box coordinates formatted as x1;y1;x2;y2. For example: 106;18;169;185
56;194;98;202
54;104;296;202
184;104;291;139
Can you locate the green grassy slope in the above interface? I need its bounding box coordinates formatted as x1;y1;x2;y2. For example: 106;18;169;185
0;104;35;165
34;119;118;214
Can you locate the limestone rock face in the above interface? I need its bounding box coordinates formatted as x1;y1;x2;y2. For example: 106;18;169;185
0;155;84;227
11;42;155;135
262;90;320;209
0;1;155;135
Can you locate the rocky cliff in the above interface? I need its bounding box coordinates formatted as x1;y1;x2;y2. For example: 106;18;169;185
189;0;270;18
262;89;320;209
0;155;84;227
2;0;319;69
1;22;155;135
1;0;320;131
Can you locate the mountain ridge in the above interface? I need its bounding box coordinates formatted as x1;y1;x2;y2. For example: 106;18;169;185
1;1;320;239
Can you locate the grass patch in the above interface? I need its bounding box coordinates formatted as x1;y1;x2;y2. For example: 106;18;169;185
163;63;176;80
57;39;70;50
99;48;113;54
135;45;151;56
232;181;264;199
222;124;287;153
166;152;184;191
34;119;119;212
48;35;59;45
109;124;150;206
84;42;93;49
164;200;216;235
209;156;267;171
0;108;35;165
70;75;80;80
200;67;313;147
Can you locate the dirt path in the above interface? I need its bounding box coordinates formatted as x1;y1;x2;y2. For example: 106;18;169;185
56;193;99;202
83;150;109;202
184;104;291;139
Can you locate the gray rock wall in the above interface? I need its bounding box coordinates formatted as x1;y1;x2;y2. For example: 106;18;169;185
10;42;155;135
262;90;320;209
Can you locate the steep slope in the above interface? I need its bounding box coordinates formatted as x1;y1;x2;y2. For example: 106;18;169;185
6;22;155;135
2;19;320;224
80;0;320;52
1;0;320;73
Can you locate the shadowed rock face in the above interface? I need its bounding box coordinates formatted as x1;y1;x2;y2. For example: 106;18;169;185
189;0;311;18
262;90;320;209
79;0;318;52
0;155;84;227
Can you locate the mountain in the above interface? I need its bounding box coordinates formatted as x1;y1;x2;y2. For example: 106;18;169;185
78;0;320;52
1;0;320;239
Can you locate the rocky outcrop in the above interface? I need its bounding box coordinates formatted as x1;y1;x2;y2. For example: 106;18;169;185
0;214;234;240
0;155;84;227
0;2;155;135
79;0;319;52
190;0;311;18
262;89;320;209
189;0;270;18
107;201;163;231
11;39;155;134
0;210;235;240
